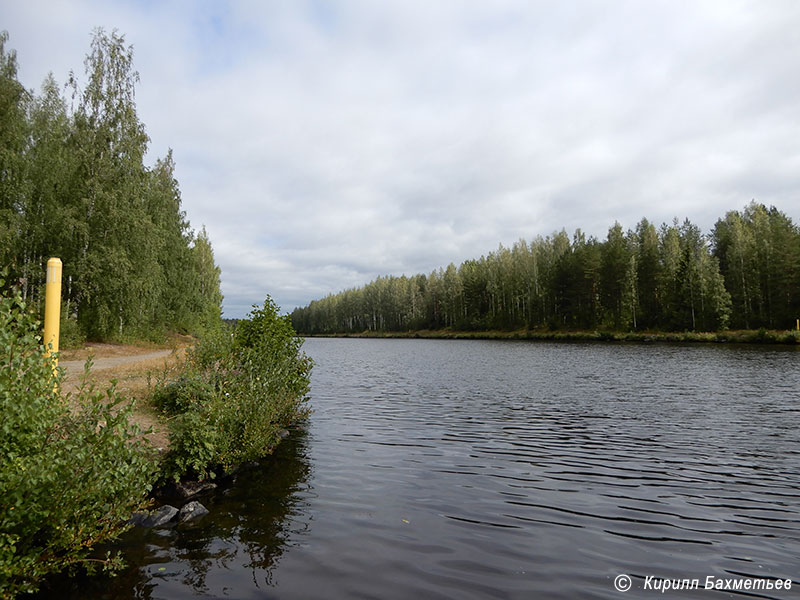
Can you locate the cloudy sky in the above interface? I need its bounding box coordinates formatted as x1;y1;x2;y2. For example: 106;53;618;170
4;1;800;317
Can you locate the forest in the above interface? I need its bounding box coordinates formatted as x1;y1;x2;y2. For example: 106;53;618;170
0;30;222;342
292;204;800;335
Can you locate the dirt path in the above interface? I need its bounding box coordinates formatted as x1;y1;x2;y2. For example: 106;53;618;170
60;349;174;375
59;341;192;451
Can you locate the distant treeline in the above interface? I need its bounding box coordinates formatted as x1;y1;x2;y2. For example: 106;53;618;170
292;202;799;334
0;30;222;341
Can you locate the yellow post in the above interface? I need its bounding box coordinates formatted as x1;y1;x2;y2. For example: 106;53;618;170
796;319;799;331
43;258;62;369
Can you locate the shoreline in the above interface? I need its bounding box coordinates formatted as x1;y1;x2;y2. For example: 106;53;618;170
302;328;800;345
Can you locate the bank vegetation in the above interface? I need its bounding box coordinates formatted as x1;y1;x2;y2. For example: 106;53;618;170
0;30;311;598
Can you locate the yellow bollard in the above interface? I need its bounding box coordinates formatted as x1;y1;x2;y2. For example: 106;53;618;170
796;319;799;331
43;258;62;370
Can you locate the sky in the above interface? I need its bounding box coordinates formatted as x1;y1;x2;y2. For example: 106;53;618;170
3;0;800;317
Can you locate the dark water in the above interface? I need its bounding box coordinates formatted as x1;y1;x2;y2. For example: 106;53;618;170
40;339;800;599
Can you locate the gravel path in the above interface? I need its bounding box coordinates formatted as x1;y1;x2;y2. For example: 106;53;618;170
59;349;174;374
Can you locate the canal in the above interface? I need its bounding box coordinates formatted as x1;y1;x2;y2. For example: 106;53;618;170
41;338;800;599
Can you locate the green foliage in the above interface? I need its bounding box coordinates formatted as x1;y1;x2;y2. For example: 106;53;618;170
159;297;312;482
0;32;29;273
0;29;222;343
160;410;220;481
713;202;800;329
58;306;85;349
0;281;155;598
151;375;215;416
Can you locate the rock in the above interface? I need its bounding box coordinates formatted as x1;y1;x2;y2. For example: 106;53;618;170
128;511;150;527
178;501;209;523
277;429;290;439
174;480;217;499
130;505;178;528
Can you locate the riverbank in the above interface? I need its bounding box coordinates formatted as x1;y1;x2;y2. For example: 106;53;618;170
306;328;800;344
2;287;309;597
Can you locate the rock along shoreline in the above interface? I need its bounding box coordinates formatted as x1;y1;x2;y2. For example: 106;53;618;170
128;428;291;529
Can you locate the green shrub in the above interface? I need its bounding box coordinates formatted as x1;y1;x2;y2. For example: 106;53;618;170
158;296;312;481
58;309;85;349
0;283;156;598
151;375;215;416
187;323;233;370
159;409;221;481
595;330;617;342
781;330;799;344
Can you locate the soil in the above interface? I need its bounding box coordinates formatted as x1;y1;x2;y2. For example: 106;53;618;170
58;336;194;450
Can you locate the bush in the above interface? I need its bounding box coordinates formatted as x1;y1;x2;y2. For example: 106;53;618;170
158;296;312;482
58;309;85;349
151;375;215;416
781;330;799;344
0;282;156;598
159;410;220;480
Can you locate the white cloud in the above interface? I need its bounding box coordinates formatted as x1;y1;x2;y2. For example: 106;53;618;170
4;0;800;316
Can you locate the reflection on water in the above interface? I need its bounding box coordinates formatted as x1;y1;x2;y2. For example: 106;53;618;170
35;339;800;599
34;430;312;599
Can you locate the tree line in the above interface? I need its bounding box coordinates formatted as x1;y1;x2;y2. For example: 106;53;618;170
0;29;222;341
292;203;800;334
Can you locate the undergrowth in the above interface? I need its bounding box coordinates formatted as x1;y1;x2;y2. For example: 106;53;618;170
0;276;155;599
154;296;312;482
